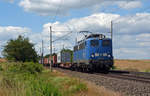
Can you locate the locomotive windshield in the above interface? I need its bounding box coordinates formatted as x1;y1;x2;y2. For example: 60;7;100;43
74;46;78;51
102;40;111;46
91;40;99;46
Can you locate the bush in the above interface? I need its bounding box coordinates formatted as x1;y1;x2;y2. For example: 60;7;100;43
0;64;3;71
0;62;87;96
7;63;22;72
111;65;117;70
144;69;150;72
21;62;43;74
6;62;43;74
0;73;62;96
28;78;62;96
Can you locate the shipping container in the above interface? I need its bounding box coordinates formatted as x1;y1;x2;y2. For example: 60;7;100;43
53;55;57;64
44;58;48;65
57;52;61;63
61;51;72;63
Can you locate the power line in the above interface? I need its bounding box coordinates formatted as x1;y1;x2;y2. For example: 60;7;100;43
51;0;64;24
52;31;73;42
48;0;64;71
41;40;44;65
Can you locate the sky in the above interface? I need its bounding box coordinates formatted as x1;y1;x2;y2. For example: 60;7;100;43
0;0;150;59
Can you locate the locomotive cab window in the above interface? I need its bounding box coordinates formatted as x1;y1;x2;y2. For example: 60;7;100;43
74;46;78;51
102;40;111;46
91;40;99;46
79;42;85;50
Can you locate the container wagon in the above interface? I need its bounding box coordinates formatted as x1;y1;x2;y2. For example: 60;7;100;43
57;50;72;69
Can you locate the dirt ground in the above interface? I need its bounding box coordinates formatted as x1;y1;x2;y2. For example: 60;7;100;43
114;59;150;72
0;59;6;63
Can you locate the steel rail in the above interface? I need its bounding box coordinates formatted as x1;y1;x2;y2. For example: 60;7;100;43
95;73;150;84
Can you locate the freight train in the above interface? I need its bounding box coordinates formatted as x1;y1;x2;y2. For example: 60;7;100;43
40;34;114;73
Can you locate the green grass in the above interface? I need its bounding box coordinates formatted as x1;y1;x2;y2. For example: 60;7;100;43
0;62;87;96
144;69;150;73
111;65;117;70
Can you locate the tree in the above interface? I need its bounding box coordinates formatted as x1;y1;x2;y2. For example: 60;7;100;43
3;35;38;62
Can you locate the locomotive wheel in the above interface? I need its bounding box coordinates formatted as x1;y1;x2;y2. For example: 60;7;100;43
83;68;86;73
70;66;75;71
102;67;110;74
87;68;93;73
83;68;87;73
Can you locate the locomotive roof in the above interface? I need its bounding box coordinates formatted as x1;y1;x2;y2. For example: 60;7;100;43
76;34;110;45
86;34;106;39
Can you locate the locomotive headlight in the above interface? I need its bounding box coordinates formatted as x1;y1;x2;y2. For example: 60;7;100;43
95;53;99;57
91;54;94;57
103;53;107;56
108;54;111;57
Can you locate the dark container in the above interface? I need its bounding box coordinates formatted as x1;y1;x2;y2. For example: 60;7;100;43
61;51;71;63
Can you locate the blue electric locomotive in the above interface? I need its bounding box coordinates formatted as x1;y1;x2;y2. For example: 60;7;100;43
72;34;113;72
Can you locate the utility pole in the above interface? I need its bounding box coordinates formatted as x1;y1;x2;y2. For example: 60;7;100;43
40;47;41;63
110;21;113;56
42;40;44;65
54;47;56;54
63;44;64;49
111;21;113;40
75;38;77;44
49;26;52;72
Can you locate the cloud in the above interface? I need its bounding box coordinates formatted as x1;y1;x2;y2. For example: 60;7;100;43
0;26;31;41
34;12;150;59
114;13;150;35
0;26;31;57
114;48;150;59
19;0;142;16
1;12;150;59
136;33;150;47
117;1;142;9
32;22;75;55
31;13;119;55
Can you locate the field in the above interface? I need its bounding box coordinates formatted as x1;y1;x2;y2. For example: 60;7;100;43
114;59;150;72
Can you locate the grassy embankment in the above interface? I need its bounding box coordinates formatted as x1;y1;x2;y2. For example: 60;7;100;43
114;59;150;72
0;61;121;96
0;62;87;96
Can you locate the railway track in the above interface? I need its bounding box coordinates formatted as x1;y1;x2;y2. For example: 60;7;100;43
53;67;150;84
95;71;150;84
50;66;150;83
54;67;150;84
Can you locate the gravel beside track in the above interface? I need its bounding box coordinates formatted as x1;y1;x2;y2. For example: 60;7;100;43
55;68;150;96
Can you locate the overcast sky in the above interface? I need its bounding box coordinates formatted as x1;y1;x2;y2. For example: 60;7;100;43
0;0;150;59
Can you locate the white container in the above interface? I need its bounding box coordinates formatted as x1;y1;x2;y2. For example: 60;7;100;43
57;52;61;63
